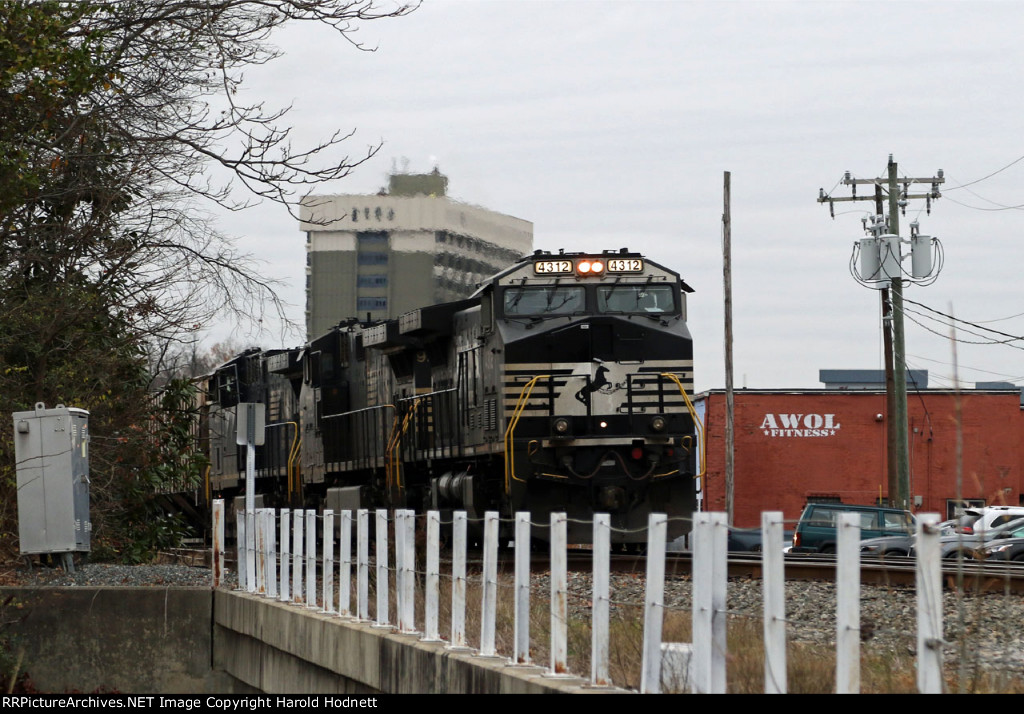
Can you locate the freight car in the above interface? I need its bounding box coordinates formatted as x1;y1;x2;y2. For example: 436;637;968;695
205;248;700;544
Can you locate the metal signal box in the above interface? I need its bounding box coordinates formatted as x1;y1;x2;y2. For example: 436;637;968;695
13;403;91;555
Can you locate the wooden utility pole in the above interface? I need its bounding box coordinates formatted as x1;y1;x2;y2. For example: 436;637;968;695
723;171;735;525
887;157;911;510
877;185;898;505
818;156;944;511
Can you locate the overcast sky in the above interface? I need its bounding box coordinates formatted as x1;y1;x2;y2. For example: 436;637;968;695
212;1;1024;393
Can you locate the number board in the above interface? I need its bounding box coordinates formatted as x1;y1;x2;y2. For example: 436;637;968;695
607;258;644;273
533;259;573;275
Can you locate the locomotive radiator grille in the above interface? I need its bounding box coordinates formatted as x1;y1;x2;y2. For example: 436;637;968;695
501;361;694;416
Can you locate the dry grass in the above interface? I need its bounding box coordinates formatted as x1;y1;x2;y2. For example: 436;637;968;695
319;564;1024;693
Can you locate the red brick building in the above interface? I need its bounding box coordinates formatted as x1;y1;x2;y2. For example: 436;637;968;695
696;389;1024;527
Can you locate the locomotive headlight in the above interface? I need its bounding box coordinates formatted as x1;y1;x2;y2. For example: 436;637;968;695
576;259;604;275
650;415;667;432
577;260;593;274
551;416;572;437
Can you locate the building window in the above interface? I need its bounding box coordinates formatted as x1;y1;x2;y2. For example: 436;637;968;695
357;275;388;288
358;253;388;266
357;297;388;311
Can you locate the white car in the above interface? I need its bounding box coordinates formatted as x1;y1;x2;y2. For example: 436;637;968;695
961;506;1024;534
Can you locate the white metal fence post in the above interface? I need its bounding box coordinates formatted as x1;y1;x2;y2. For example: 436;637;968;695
451;511;468;648
339;509;352;617
235;509;245;591
424;510;440;641
400;510;416;633
395;509;407;629
762;511;786;693
292;509;303;604
212;499;224;589
591;513;610;686
836;511;861;693
376;508;389;626
357;509;369;620
266;509;277;599
692;511;727;694
401;510;413;631
245;508;256;593
480;511;499;656
323;509;335;613
279;507;290;602
916;513;944;693
305;509;317;608
514;512;531;664
550;512;568;675
250;510;262;594
640;513;667;694
254;508;265;595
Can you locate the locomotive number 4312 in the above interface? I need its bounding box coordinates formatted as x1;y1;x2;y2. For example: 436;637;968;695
607;258;643;273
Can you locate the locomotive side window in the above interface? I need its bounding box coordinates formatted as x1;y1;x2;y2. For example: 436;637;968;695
597;284;676;315
503;286;585;316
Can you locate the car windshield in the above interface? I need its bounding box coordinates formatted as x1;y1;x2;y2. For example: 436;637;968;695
597;284;675;315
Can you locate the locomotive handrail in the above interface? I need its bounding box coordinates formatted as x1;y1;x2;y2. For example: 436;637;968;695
397;387;461;461
320;404;396;420
319;403;395;474
265;421;301;504
386;398;422;492
659;372;706;481
503;374;551;494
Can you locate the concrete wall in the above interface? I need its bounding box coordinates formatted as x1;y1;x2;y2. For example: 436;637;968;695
214;591;600;694
0;587;244;693
0;587;615;694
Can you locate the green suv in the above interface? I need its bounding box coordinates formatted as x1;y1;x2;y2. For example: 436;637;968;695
791;503;915;553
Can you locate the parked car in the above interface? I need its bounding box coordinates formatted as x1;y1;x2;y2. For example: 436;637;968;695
791;503;914;554
910;516;1024;559
861;516;991;558
727;527;795;552
974;532;1024;562
859;533;915;558
960;506;1024;535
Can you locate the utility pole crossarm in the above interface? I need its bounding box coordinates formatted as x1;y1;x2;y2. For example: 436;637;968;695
817;192;942;205
843;177;945;186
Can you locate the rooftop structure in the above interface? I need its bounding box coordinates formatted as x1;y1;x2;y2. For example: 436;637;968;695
299;170;533;338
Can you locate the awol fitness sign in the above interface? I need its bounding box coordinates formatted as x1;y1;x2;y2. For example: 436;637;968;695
760;413;841;438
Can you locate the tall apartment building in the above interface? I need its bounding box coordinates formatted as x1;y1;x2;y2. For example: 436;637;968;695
299;170;534;338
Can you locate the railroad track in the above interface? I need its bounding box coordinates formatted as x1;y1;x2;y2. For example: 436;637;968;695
166;545;1024;593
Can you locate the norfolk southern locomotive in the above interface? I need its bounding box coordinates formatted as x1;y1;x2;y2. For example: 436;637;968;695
205;249;699;543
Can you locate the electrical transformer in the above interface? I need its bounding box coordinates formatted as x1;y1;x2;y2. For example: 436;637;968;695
13;402;91;556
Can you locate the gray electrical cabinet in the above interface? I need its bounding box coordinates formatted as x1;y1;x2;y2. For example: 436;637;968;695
13;402;91;555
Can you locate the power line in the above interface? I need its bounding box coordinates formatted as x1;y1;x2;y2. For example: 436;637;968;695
902;297;1024;343
907;352;1024;382
945;153;1024;191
